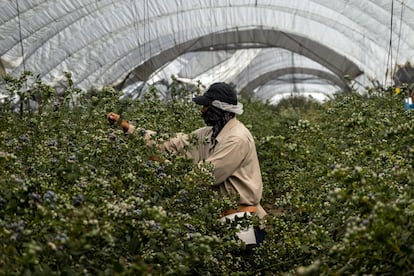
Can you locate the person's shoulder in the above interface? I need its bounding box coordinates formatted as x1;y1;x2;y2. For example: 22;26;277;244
225;119;253;139
231;118;251;133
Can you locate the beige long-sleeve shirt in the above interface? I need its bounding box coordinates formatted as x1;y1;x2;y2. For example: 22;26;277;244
128;118;266;219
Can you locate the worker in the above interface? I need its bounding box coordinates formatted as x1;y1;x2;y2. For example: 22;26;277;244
107;82;266;247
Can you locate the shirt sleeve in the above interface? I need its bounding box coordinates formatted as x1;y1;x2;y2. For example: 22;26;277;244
161;133;192;154
127;123;206;161
128;123;190;149
206;136;248;185
127;124;157;146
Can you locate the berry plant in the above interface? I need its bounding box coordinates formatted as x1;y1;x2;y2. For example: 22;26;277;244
1;72;413;275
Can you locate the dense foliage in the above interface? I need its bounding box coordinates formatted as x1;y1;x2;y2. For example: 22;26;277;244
1;72;413;275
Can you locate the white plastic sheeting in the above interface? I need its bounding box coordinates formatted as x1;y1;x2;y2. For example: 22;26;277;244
1;0;413;100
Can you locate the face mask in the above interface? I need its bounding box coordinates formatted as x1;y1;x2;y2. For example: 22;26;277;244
201;106;236;148
201;106;223;126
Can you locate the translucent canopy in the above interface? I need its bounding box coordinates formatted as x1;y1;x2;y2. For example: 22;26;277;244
1;0;413;101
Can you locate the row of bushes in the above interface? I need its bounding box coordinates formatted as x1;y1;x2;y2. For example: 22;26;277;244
1;72;413;275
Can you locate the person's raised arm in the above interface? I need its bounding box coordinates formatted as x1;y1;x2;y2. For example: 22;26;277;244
107;112;153;137
106;112;200;161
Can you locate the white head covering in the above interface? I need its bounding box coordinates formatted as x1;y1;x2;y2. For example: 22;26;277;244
211;100;244;115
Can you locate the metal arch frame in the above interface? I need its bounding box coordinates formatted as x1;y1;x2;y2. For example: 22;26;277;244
0;0;413;91
254;81;341;102
239;67;350;99
117;28;362;90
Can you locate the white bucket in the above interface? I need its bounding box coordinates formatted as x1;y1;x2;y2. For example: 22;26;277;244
221;212;256;245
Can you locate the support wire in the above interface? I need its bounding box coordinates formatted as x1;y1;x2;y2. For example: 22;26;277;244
16;0;26;72
392;0;405;78
385;0;395;86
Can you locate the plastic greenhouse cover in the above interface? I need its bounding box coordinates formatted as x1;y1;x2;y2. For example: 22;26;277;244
1;0;413;101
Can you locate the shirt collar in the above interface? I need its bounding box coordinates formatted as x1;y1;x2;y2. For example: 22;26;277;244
215;117;238;143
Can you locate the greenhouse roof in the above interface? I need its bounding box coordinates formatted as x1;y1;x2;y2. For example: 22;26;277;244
1;0;413;102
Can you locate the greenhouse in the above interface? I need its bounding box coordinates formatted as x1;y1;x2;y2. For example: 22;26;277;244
1;0;414;101
1;1;414;275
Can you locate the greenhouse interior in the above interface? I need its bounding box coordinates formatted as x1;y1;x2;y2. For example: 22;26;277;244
1;1;414;275
2;0;414;101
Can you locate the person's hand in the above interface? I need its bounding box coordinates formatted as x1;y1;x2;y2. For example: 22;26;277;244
107;112;120;125
107;112;130;132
